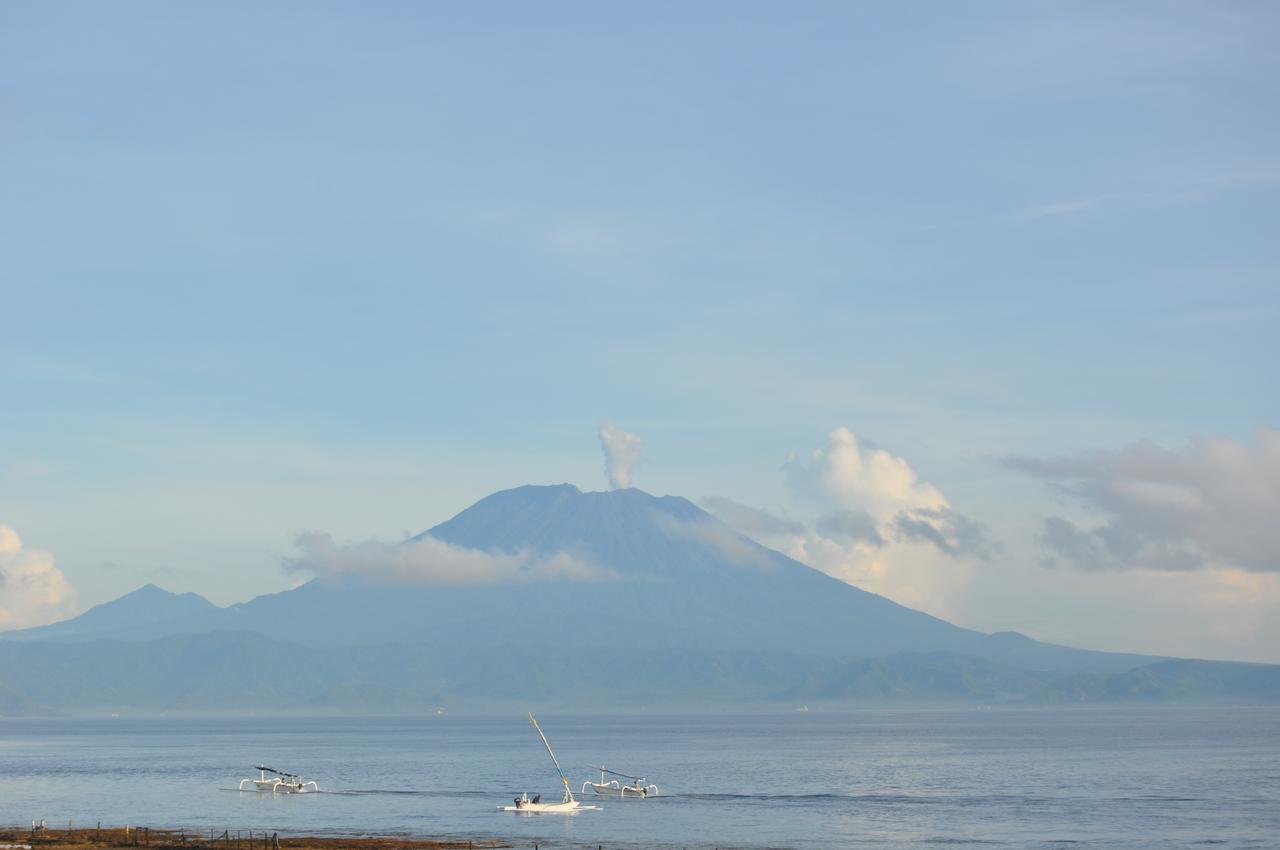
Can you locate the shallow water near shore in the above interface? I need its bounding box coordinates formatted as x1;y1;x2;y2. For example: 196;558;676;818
3;708;1278;849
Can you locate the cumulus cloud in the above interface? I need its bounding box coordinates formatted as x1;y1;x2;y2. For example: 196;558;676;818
0;524;76;630
814;509;884;547
785;427;948;518
782;427;994;561
783;528;974;617
284;532;606;585
704;428;996;617
1005;427;1280;572
701;496;804;538
598;420;642;490
893;507;997;561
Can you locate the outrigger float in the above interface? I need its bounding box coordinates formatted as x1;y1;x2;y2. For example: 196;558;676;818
582;767;659;798
238;765;319;794
501;714;596;814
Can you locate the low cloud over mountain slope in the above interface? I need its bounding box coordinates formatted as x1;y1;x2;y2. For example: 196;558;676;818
12;483;1274;713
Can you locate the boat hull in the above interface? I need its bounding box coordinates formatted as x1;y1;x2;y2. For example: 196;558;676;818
239;778;319;793
585;783;650;798
501;802;590;813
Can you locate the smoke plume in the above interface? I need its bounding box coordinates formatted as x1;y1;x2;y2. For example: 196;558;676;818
598;420;642;489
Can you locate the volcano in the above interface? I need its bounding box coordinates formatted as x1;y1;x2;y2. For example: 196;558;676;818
7;485;1153;674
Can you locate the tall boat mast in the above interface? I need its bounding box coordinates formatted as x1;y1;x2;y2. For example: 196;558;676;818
528;713;574;802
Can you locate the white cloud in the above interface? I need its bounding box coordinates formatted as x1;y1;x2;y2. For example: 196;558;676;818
782;428;994;560
0;524;76;630
284;531;606;585
784;427;947;519
782;531;973;617
598;419;642;490
1005;427;1280;572
707;428;996;618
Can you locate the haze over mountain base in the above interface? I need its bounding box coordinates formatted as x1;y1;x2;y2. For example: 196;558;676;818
2;486;1276;714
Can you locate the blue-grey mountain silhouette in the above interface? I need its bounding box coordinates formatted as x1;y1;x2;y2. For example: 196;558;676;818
3;485;1275;713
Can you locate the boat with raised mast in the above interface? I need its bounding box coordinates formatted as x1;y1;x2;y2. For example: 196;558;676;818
501;714;595;814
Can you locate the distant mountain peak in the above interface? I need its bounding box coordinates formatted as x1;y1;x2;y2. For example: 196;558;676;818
990;630;1036;643
115;583;216;607
130;582;174;596
1;580;219;642
419;482;752;580
4;482;1161;683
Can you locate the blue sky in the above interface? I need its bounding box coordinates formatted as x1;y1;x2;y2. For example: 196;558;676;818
2;2;1277;659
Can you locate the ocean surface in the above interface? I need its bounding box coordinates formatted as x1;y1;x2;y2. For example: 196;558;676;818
2;709;1278;849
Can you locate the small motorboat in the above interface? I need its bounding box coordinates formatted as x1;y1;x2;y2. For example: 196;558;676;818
238;765;319;793
582;766;659;798
504;791;584;813
500;714;596;814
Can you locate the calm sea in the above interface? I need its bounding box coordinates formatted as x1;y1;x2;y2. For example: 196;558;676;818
2;709;1278;849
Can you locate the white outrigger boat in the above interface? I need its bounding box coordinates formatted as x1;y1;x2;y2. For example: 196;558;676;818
238;765;319;794
582;766;659;798
501;714;596;814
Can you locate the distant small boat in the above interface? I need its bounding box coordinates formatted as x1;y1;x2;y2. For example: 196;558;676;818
238;765;319;794
582;766;659;798
501;714;595;814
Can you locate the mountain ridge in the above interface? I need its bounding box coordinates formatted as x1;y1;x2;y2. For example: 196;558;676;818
5;485;1158;674
2;582;221;643
8;482;1246;713
2;632;1274;716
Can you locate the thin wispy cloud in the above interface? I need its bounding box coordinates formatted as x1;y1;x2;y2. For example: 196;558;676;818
1006;170;1280;222
701;496;804;538
284;531;606;585
1008;193;1144;222
655;512;777;571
